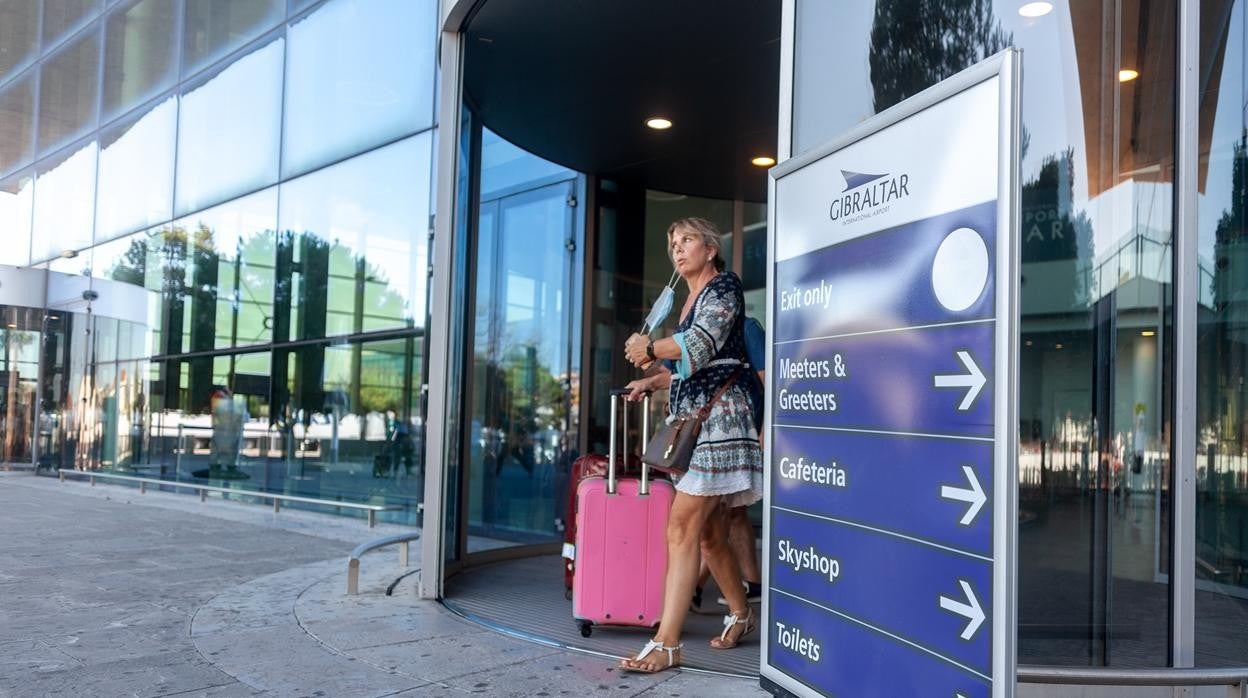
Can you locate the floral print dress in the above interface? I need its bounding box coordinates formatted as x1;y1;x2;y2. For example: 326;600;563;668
668;271;763;508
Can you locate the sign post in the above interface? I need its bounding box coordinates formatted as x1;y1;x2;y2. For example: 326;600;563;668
760;50;1021;698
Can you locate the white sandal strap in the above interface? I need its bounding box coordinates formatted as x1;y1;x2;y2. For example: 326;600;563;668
719;609;753;641
635;639;682;665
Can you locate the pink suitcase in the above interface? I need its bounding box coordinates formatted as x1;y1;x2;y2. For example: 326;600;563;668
572;389;674;637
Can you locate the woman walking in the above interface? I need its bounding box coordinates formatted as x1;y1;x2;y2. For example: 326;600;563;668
619;217;763;673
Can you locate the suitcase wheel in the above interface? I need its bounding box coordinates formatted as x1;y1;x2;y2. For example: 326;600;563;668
578;620;593;638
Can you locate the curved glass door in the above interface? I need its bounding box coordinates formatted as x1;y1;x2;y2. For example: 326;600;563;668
464;178;579;551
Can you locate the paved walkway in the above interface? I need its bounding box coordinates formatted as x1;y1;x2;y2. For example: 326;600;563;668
0;473;763;697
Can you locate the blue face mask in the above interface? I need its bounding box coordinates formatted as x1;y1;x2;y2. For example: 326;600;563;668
642;270;680;335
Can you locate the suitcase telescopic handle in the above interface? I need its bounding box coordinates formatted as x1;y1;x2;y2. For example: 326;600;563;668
607;388;653;495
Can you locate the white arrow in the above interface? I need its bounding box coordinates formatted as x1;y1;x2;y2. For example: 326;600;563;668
933;350;986;411
941;465;987;526
939;580;986;641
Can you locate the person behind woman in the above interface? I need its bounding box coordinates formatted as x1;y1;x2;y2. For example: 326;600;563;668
619;217;763;673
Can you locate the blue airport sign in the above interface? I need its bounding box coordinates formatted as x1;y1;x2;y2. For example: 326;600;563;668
762;52;1020;698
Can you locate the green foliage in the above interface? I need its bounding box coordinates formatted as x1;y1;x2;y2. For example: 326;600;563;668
869;0;1012;112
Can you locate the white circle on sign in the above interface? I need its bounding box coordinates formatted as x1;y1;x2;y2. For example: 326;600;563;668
932;227;989;312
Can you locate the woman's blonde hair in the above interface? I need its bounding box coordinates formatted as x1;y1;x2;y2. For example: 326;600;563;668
667;217;726;272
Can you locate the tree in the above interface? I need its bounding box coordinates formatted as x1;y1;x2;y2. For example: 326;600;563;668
869;0;1012;112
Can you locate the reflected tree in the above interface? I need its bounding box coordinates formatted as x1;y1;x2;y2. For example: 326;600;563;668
868;0;1012;112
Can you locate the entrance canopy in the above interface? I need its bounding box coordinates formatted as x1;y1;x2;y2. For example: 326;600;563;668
463;0;781;201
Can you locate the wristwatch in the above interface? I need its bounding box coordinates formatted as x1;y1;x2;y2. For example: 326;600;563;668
645;339;656;361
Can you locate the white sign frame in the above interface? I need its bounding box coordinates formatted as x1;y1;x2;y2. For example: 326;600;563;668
760;49;1021;698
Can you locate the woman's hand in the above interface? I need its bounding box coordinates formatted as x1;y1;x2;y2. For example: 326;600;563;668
624;332;651;367
623;378;651;402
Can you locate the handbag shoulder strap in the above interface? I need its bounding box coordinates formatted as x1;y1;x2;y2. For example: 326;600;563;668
694;368;743;423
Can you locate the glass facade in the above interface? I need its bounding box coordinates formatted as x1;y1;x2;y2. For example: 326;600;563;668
0;0;439;526
0;0;1242;683
1197;0;1248;667
794;0;1245;671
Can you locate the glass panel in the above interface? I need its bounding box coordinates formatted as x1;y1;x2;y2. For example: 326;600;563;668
32;140;98;261
480;127;573;198
467;180;575;545
0;71;35;173
89;230;160;364
793;0;1176;666
183;0;283;78
0;171;33;266
43;0;102;49
101;0;178;121
277;133;432;339
1196;0;1248;667
742;201;768;321
37;28;101;154
641;189;735;326
444;105;475;565
175;34;282;216
168;188;277;353
0;1;40;81
281;0;437;178
95;96;174;240
0;306;40;465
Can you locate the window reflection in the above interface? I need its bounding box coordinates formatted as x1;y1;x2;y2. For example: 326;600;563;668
0;72;35;173
183;0;284;78
175;35;283;215
167;188;278;353
95;97;175;240
0;1;40;80
1196;0;1248;667
43;0;102;49
32;140;98;261
282;0;437;178
38;28;101;154
277;133;432;337
102;0;178;121
795;0;1176;666
480;128;573;198
0;172;33;266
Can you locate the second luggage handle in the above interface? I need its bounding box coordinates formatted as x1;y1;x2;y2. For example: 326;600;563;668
608;388;653;496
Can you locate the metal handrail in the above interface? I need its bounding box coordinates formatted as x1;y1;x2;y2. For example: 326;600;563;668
346;532;421;595
57;468;394;528
1019;665;1248;695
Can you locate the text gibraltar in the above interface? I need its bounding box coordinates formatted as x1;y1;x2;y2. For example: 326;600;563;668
829;174;911;221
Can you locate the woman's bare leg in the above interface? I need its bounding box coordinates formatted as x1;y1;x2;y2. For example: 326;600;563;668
700;505;751;648
619;491;721;671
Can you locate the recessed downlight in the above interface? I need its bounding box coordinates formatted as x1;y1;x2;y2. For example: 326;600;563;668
645;117;672;130
1018;2;1053;18
1119;69;1139;82
751;156;776;167
1141;330;1156;337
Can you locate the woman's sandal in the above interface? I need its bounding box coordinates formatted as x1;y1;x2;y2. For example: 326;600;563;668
619;639;682;673
710;607;757;650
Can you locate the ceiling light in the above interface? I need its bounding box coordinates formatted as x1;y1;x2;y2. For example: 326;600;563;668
1141;330;1156;337
1119;69;1139;82
1055;343;1064;350
1018;2;1053;17
751;156;776;167
645;117;672;130
59;249;78;259
6;324;15;328
1025;340;1033;346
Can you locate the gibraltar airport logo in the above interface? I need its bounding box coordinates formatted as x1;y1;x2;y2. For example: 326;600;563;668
829;169;911;224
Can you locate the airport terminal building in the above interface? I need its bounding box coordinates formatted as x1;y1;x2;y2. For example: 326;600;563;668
0;0;1244;690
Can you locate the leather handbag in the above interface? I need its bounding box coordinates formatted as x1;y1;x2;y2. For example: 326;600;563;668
642;368;742;475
